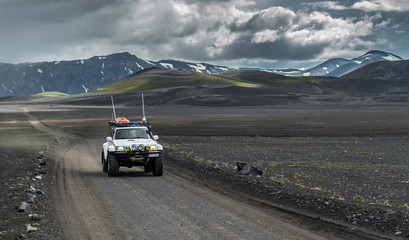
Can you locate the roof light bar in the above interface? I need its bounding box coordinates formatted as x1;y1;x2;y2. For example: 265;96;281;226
109;121;149;127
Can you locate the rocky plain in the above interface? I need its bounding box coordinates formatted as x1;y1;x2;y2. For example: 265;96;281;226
1;88;409;239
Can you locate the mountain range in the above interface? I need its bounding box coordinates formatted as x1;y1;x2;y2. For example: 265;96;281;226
270;50;403;77
0;50;407;97
50;64;409;107
0;52;232;96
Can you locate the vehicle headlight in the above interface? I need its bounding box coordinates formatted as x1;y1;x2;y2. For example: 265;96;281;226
116;146;125;151
131;144;144;151
146;145;157;151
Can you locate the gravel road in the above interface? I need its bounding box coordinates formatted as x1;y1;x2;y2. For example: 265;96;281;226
1;103;357;240
2;100;406;239
50;136;340;239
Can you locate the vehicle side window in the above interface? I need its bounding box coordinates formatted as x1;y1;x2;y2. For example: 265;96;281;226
115;130;123;139
147;129;154;139
110;128;115;138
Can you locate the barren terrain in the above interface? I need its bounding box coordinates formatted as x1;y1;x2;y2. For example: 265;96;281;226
1;95;409;239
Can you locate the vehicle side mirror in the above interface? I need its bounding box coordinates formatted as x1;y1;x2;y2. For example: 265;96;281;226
153;135;159;140
107;137;112;141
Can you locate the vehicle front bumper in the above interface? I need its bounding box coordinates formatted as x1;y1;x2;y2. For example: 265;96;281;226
111;150;160;159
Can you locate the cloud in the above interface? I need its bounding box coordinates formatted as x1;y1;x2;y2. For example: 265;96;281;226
165;4;385;61
0;0;398;64
303;1;348;11
306;0;409;12
252;29;280;43
351;0;409;12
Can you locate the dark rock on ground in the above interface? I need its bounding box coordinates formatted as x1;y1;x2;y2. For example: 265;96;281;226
236;162;263;176
29;214;42;221
0;145;62;239
16;202;32;213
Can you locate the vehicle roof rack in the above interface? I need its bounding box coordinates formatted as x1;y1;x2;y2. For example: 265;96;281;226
109;94;149;127
109;120;149;127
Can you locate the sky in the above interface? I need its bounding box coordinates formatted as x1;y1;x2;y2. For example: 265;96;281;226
0;0;408;69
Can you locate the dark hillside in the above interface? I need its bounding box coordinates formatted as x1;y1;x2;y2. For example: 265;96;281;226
341;60;409;81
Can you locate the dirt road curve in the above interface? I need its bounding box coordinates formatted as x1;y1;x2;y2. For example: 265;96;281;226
51;138;332;240
19;106;381;240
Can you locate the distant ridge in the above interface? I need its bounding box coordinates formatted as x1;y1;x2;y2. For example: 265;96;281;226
341;59;409;81
53;67;409;107
271;50;403;77
0;52;233;96
0;50;406;97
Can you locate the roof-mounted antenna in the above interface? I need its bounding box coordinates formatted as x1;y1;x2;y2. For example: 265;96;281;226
141;93;146;122
111;95;117;120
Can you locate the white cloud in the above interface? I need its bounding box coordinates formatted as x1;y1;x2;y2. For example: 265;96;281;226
308;0;409;12
252;29;280;43
304;1;348;10
0;0;401;64
101;2;393;62
234;0;256;7
352;0;409;12
282;11;382;59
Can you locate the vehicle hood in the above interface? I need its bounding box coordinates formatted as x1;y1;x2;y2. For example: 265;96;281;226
113;138;162;149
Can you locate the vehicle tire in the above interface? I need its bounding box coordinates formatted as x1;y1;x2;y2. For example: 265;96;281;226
144;161;153;173
107;154;119;176
152;155;163;176
102;152;108;173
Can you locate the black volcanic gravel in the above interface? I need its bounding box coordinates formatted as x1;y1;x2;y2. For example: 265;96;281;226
161;135;409;238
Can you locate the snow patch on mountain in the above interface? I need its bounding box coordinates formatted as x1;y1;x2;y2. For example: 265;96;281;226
143;59;156;66
218;67;229;71
188;63;206;72
82;84;89;93
383;55;401;61
160;63;173;68
135;62;144;70
272;50;404;78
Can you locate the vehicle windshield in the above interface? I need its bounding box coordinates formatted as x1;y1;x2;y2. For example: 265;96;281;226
114;128;150;139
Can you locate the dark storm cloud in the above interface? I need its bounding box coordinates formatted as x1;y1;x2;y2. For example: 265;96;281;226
182;0;231;3
0;0;136;63
228;7;295;33
164;4;382;61
0;0;123;30
0;0;407;67
218;37;329;61
306;0;409;12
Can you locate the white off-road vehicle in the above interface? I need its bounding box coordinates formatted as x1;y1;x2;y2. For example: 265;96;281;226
101;96;163;176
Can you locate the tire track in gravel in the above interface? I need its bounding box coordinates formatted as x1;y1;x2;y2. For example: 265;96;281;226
19;106;367;239
49;135;331;240
84;138;331;240
20;107;128;239
52;139;129;240
21;107;68;138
